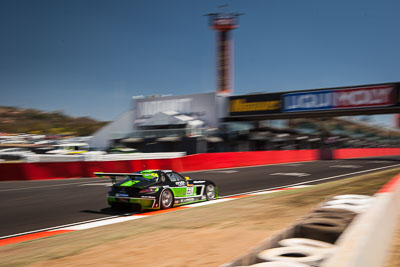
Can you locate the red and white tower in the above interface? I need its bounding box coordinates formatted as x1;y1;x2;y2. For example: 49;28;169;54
206;12;242;95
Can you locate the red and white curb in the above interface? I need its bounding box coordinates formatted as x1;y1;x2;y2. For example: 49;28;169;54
0;185;310;247
323;173;400;267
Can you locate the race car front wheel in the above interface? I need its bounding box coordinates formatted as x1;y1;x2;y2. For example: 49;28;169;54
205;184;216;200
160;189;174;209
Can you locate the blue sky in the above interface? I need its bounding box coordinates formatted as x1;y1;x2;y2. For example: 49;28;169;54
0;0;399;127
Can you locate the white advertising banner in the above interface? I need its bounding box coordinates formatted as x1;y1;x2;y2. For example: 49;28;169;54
134;92;221;128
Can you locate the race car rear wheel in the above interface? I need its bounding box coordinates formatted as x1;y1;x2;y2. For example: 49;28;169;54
160;189;174;209
205;184;216;200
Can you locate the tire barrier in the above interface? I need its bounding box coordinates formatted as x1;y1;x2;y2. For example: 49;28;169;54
324;198;373;206
319;194;374;214
320;204;368;214
238;262;311;266
294;217;348;244
223;180;399;267
305;212;354;223
312;207;356;217
323;174;400;267
305;208;356;223
257;246;330;266
294;196;372;243
222;195;373;266
331;194;373;201
278;238;334;250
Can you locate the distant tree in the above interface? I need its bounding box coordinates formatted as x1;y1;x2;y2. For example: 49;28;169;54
0;106;108;136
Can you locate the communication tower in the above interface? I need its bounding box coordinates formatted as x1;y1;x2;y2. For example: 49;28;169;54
206;11;242;94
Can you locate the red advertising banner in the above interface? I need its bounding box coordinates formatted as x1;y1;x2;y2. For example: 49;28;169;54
334;85;395;109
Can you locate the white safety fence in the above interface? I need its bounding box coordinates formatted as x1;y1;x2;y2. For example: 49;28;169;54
25;152;186;163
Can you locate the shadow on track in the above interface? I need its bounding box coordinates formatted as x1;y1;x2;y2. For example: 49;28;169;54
80;207;140;216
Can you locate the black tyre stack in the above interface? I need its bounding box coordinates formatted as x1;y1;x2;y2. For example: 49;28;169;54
224;194;375;267
294;208;357;244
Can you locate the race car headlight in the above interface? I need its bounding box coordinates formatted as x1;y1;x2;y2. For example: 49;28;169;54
139;187;159;194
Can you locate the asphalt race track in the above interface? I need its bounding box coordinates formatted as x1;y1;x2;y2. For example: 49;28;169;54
1;156;400;237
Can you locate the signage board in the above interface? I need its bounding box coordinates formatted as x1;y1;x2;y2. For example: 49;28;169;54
229;93;282;116
134;93;220;128
283;90;333;112
283;84;396;112
227;83;400;120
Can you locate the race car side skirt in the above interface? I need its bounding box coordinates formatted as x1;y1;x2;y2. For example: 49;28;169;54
108;197;155;209
173;196;204;205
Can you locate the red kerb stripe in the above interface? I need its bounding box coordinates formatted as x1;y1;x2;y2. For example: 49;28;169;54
0;230;73;247
378;174;400;193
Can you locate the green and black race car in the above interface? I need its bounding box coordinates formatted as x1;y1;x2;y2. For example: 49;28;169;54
95;170;218;210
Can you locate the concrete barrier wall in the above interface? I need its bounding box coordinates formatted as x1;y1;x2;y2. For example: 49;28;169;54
0;150;318;180
0;148;399;181
334;148;400;159
176;150;318;172
0;159;176;181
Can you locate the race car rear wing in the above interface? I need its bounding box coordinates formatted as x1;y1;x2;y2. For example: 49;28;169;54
94;172;142;185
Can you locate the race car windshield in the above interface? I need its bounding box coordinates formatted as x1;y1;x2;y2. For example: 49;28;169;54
116;174;158;186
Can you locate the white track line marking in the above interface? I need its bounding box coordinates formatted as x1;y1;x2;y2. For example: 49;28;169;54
206;170;238;174
270;172;310;177
58;216;148;230
183;198;234;207
330;165;362;168
291;185;312;188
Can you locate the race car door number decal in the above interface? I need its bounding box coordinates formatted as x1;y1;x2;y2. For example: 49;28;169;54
186;187;194;195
